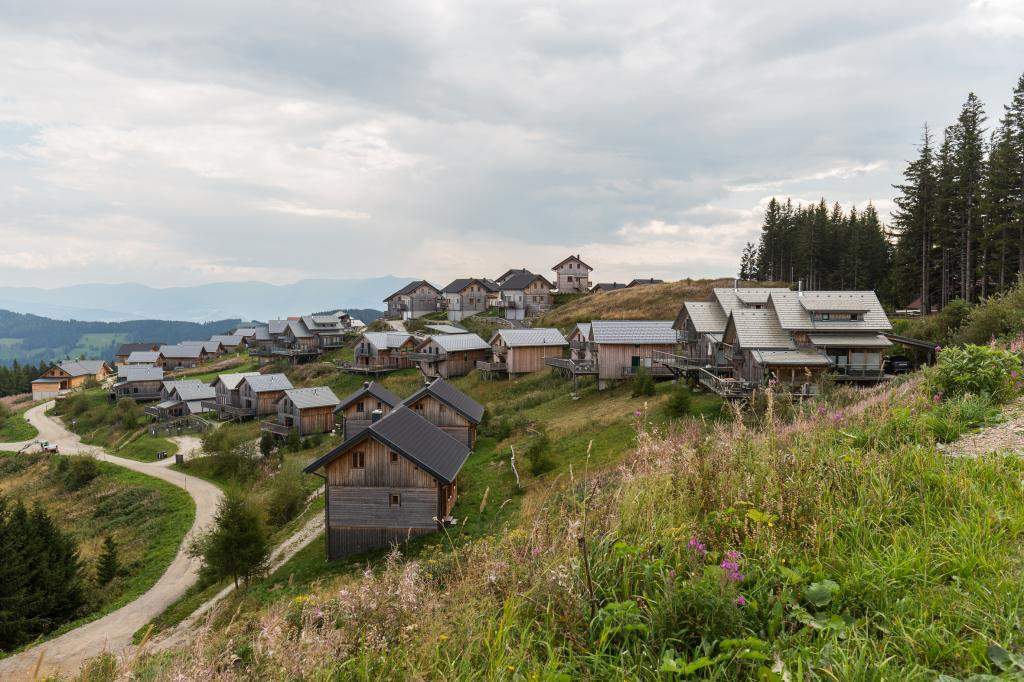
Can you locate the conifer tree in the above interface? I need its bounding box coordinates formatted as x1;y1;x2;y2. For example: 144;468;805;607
96;536;120;586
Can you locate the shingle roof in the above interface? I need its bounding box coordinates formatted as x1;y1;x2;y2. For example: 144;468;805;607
58;360;109;377
116;342;160;356
301;315;344;332
211;372;262;390
336;381;402;412
712;287;790;317
627;278;664;287
284;320;313;338
498;271;553;291
425;324;468;335
425;334;491;352
553;254;593;271
169;380;216;402
233;328;257;337
589;320;677;345
751;349;832;366
116;365;164;382
491;328;568;347
808;333;893;348
210;335;244;346
284;387;340;409
442;278;498;294
127;351;162;364
253;326;271;341
361;332;412;351
242;373;293;393
404;377;485;424
267;319;289;335
161;379;199;394
305;406;471;484
591;282;626;292
384;280;440;301
678;301;729;334
770;291;892;331
726;310;795;350
734;290;772;305
159;344;204;359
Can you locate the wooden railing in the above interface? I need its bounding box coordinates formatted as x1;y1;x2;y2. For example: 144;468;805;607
260;420;293;436
406;351;445;362
545;357;598;374
620;365;676;377
476;360;507;372
832;364;885;379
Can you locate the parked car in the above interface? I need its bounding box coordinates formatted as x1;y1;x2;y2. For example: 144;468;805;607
884;355;913;375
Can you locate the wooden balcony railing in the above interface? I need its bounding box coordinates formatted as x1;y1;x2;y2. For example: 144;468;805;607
260;421;293;436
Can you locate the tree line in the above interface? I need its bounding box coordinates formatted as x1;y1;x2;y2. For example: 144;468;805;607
0;361;52;398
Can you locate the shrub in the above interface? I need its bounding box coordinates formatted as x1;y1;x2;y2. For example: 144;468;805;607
524;430;555;476
263;462;308;528
202;425;250;457
664;386;693;418
259;432;275;458
61;456;100;491
189;491;269;589
632;367;656;397
114;399;144;430
927;344;1022;403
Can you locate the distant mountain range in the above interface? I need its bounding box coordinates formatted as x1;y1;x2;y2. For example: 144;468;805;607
0;277;405;323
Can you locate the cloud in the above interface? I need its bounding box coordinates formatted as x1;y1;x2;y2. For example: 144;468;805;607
256;200;371;220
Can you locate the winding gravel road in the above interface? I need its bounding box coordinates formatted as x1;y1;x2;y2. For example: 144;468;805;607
0;402;223;680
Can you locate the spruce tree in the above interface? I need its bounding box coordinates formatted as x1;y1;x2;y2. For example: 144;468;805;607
190;492;269;589
96;536;120;586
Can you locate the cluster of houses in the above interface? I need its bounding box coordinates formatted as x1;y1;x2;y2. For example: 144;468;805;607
30;360;114;400
384;254;665;323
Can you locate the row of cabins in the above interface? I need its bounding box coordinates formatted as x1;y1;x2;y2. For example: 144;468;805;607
248;311;364;365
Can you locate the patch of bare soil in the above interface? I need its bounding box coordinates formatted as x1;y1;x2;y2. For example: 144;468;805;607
940;398;1024;458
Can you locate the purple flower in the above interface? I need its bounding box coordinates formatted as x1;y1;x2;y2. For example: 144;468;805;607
720;553;744;583
634;410;642;417
531;547;541;558
933;393;942;403
687;537;707;557
667;569;677;582
817;405;827;415
831;412;843;423
1012;370;1019;380
735;595;746;607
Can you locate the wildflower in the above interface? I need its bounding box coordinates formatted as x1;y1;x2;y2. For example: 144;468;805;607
667;569;677;582
735;595;746;607
721;552;744;583
831;411;843;423
687;537;707;557
933;393;942;403
531;547;542;558
1012;370;1019;380
634;410;642;417
817;405;826;416
439;634;449;642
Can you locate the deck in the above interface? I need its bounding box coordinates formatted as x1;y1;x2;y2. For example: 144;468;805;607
620;365;677;378
544;357;598;375
260;420;293;436
337;362;402;376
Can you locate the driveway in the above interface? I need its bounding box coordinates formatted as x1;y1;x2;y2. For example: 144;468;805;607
0;402;223;679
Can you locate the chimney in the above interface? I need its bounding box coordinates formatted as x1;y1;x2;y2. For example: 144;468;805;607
798;279;803;297
363;381;370;389
733;278;738;291
371;409;383;423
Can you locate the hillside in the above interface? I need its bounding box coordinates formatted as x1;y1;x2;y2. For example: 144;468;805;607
537;278;790;327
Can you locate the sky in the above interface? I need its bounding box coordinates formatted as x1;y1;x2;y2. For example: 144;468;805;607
1;0;1023;289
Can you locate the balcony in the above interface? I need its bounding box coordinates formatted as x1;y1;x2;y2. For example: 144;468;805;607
407;351;446;362
620;364;677;378
545;357;598;375
260;420;293;437
219;404;255;418
476;360;507;372
831;364;886;380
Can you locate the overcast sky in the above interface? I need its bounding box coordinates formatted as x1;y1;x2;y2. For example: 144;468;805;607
1;1;1023;289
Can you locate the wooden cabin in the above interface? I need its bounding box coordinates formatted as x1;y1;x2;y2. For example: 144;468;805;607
410;334;491;379
147;380;215;420
588;320;678;389
402;378;484;448
721;309;829;393
552;254;592;293
31;360;113;400
210;335;245;350
590;282;626;294
487;328;567;376
206;372;262;418
110;365;164;402
233;327;258;340
115;343;161;366
282;320;319;355
262;387;340;437
301;314;348;350
181;340;225;357
237;374;294;417
304;405;471;561
354;332;416;369
626;278;664;288
496;272;554;320
335;381;402;438
383;280;442;320
672;301;729;367
158;344;208;370
441;278;499;322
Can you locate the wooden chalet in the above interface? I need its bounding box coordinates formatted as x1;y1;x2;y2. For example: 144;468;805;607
335;381;403;439
570;320;679;389
403;377;484;448
590;282;626;294
441;278;499;322
237;373;294;418
250;320;320;364
115;343;161;366
261;387;340;437
722;310;828;392
181;340;225;357
31;360;113;400
158;344;208;370
672;301;730;368
300;314;348;350
110;365;164;402
481;328;567;377
203;372;262;418
567;322;592;362
354;332;416;370
304;405;471;561
495;271;554;320
233;327;258;340
409;334;491;379
552;254;592;293
210;335;246;350
384;280;442;320
146;380;215;420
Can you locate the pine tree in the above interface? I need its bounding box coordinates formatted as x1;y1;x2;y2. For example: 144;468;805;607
953;93;988;302
96;536;120;586
190;492;269;589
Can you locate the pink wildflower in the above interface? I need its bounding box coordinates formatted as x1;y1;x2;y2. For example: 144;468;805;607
933;393;942;403
531;547;541;558
687;537;707;557
634;410;642;417
735;595;746;607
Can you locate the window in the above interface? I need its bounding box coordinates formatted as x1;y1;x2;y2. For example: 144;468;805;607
390;451;399;464
352;451;365;469
414;402;423;411
356;401;364;413
390;493;401;507
376;400;383;410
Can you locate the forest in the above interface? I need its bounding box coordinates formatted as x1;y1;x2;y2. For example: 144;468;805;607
742;71;1024;310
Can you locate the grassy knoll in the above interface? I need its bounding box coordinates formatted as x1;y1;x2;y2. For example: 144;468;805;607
0;403;38;441
115;434;180;462
0;451;194;655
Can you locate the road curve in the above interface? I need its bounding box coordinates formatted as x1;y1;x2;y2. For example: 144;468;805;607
0;402;223;680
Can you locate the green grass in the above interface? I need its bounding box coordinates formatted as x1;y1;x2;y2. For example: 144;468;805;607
0;452;194;656
115;434;180;462
0;410;38;441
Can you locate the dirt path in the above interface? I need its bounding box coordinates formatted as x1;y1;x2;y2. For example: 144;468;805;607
385;319;407;332
0;403;224;680
152;435;205;467
939;398;1024;458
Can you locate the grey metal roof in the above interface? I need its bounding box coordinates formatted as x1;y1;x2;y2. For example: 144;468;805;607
267;319;289;335
286;320;313;338
210;335;244;346
242;373;294;393
591;282;626;292
169;381;216;402
116;342;160;356
770;291;892;331
808;333;893;348
161;379;199;394
627;278;664;287
127;351;162;363
384;279;440;301
498;271;553;291
425;324;468;335
253;326;271;341
301;315;344;332
116;365;164;382
570;322;591;339
712;287;790;317
159;344;204;359
751;349;832;366
361;332;412;351
305;406;471;484
442;278;499;294
491;328;568;348
404;377;485;424
679;301;728;334
233;327;257;337
425;334;491;352
58;360;109;377
336;381;402;412
589;320;677;345
284;387;340;409
726;310;795;350
211;372;262;390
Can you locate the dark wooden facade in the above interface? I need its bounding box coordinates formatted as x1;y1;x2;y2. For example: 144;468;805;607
405;392;476;448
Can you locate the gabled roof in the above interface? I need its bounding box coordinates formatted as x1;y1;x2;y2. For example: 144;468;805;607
116;365;164;382
589;320;677;345
160;344;205;359
442;278;499;294
495;268;530;285
769;291;892;331
725;310;795;350
425;324;468;335
241;373;293;393
336;381;402;413
750;349;831;366
360;332;413;352
570;322;591;339
627;278;664;287
422;334;491;353
127;351;162;364
161;379;200;394
301;315;345;332
170;381;216;402
712;287;789;317
210;335;244;346
676;301;728;334
305;406;471;484
284;387;340;409
552;254;593;271
253;326;271;341
384;280;441;301
233;327;257;337
591;282;626;292
490;328;568;348
58;360;110;377
498;271;554;292
116;342;160;356
404;377;485;424
210;372;262;390
267;319;289;335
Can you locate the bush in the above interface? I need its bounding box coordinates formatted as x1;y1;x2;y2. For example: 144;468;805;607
202;425;250;457
114;399;144;430
664;386;693;418
61;456;100;491
632;367;656;397
259;432;275;458
927;344;1022;403
524;430;555;475
263;462;308;528
189;491;269;589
